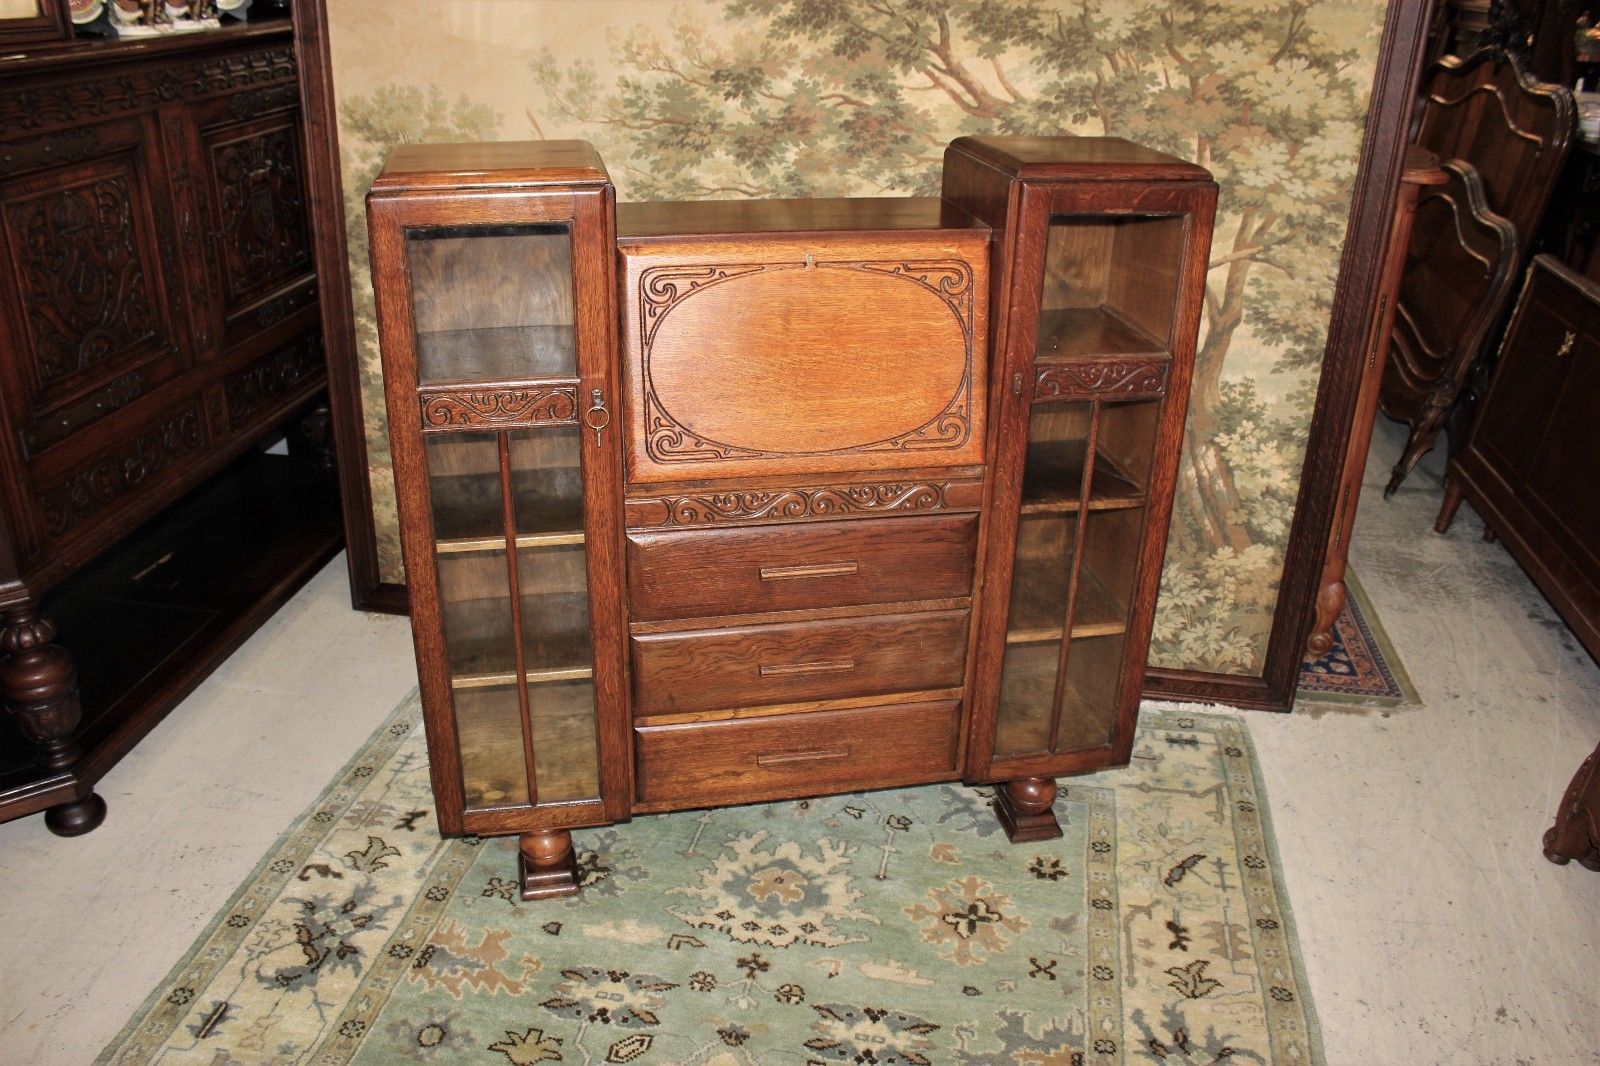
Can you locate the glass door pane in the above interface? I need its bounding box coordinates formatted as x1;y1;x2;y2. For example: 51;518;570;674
1036;215;1185;359
424;425;601;813
995;404;1089;759
406;224;576;384
512;427;599;805
992;212;1179;763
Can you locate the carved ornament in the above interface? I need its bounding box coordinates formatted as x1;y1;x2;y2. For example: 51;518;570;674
420;386;579;430
1034;359;1169;399
639;258;975;464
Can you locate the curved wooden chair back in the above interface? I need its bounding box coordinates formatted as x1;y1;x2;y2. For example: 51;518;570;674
1379;160;1518;494
1414;48;1574;244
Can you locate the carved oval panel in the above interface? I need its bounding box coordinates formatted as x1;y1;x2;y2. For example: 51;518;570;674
645;265;969;455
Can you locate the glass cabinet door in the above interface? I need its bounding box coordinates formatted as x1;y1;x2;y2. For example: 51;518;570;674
425;427;600;813
389;211;619;829
987;210;1186;768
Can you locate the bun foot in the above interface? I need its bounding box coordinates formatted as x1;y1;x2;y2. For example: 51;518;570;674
994;777;1062;843
519;829;580;900
46;791;106;837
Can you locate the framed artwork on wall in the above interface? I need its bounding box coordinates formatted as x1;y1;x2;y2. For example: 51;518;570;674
0;0;69;44
296;0;1438;711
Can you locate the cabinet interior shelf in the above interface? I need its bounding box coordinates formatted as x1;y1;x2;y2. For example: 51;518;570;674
1035;305;1167;361
437;531;585;554
417;323;576;385
1020;439;1145;514
430;465;584;545
442;590;593;689
1005;553;1129;645
457;679;601;809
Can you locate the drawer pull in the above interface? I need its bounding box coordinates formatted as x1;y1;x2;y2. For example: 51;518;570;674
758;658;857;678
757;747;851;767
758;561;859;581
1556;330;1576;358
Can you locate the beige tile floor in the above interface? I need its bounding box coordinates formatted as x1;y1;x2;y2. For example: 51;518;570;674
1;419;1597;1065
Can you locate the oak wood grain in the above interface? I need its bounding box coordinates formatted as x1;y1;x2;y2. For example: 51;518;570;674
634;699;962;809
626;513;978;622
631;608;969;716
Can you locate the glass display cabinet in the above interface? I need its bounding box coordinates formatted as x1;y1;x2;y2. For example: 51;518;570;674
944;137;1217;841
366;143;629;899
371;136;1215;898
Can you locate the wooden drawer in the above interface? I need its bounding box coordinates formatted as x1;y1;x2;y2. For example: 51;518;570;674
626;513;977;621
634;700;961;808
632;609;968;716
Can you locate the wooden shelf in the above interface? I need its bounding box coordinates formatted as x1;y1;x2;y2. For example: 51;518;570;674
1070;569;1128;638
416;324;575;384
1006;552;1071;645
994;642;1058;757
1035;305;1166;360
1019;438;1145;515
1005;554;1129;645
430;464;584;546
442;590;593;688
457;680;601;809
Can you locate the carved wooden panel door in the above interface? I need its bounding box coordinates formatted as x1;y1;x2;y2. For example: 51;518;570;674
0;113;196;558
368;183;631;839
967;178;1215;784
188;90;315;359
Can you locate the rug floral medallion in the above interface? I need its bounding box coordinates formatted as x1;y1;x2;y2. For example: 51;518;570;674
100;699;1321;1065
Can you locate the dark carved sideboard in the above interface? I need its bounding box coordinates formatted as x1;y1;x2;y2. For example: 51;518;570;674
0;22;342;834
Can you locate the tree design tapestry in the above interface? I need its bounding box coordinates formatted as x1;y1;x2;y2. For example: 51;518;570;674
329;0;1385;676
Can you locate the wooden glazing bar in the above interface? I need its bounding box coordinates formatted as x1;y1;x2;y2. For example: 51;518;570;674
1047;399;1101;755
498;431;541;807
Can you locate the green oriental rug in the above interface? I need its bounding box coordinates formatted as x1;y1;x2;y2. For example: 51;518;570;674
99;695;1321;1065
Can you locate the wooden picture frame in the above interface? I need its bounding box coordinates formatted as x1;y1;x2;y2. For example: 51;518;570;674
1144;0;1438;710
296;0;1440;710
0;0;70;46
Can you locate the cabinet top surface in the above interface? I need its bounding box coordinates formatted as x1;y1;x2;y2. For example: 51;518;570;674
372;140;611;193
617;197;988;241
0;19;289;78
950;135;1212;182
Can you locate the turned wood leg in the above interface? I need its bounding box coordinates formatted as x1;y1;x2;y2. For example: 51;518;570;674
288;401;336;472
1543;742;1600;871
993;777;1062;843
1435;479;1464;534
1307;576;1345;658
0;605;106;836
518;828;580;900
1385;396;1451;498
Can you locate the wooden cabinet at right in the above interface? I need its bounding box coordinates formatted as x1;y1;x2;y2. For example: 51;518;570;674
1439;255;1600;661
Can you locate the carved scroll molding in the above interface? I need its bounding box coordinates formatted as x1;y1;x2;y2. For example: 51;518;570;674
638;258;975;465
0;45;297;134
626;478;983;528
224;333;325;427
1034;359;1169;400
420;386;579;430
38;405;205;538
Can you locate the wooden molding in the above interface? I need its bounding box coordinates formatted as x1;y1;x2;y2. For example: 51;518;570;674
419;385;579;430
293;0;393;612
1151;0;1440;712
626;477;983;528
1034;358;1169;400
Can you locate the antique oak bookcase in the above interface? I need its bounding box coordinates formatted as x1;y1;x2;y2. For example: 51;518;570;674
368;137;1215;898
